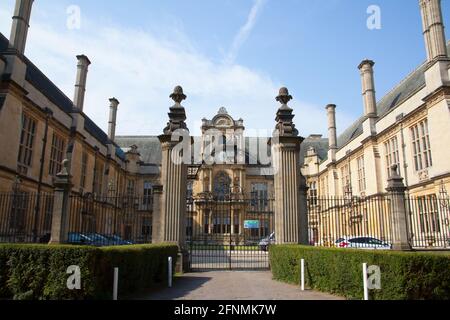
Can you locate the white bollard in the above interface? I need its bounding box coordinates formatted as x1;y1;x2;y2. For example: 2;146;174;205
363;263;369;301
168;257;173;288
113;267;119;301
300;259;305;291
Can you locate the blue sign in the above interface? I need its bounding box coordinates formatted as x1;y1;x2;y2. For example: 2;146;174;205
244;220;260;229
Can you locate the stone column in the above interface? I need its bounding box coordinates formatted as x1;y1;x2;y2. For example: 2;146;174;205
151;184;163;243
73;55;91;112
49;160;73;244
153;86;189;272
272;88;308;245
9;0;34;55
386;165;412;251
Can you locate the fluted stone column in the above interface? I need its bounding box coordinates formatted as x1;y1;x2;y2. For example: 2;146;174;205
272;88;308;245
386;165;412;251
153;86;190;271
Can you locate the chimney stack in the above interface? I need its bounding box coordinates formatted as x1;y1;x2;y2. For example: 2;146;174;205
73;55;91;112
358;60;378;119
9;0;34;55
108;98;120;142
420;0;448;62
326;104;338;162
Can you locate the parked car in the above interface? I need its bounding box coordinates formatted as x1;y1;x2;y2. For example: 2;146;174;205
67;232;96;246
337;236;392;250
103;235;133;246
259;232;275;251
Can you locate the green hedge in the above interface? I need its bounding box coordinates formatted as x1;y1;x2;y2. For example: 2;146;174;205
0;243;178;300
270;245;450;300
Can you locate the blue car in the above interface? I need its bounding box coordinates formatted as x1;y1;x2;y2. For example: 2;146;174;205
68;233;109;246
103;235;133;246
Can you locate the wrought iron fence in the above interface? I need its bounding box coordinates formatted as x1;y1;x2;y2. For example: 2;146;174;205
0;192;54;244
307;195;394;249
407;194;450;249
67;194;153;246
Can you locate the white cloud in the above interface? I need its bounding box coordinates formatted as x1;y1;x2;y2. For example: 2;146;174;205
225;0;267;65
0;1;353;139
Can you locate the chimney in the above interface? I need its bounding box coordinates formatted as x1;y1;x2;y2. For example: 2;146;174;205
326;104;337;162
358;60;377;119
73;55;91;112
420;0;448;62
108;98;120;142
9;0;34;55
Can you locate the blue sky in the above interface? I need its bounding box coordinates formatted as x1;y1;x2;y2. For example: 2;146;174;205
0;0;449;137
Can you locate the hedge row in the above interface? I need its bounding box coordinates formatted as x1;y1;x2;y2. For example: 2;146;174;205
0;243;178;300
269;245;450;300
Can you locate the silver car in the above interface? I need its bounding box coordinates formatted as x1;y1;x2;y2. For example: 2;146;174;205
337;236;392;250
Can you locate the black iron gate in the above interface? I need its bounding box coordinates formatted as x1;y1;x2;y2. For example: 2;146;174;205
186;195;274;270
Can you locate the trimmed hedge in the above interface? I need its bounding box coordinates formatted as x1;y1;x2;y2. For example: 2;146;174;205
270;245;450;300
0;243;178;300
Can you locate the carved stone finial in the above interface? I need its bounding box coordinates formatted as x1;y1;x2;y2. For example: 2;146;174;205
164;86;188;135
170;85;187;104
274;87;298;137
276;87;293;105
390;165;399;177
218;107;228;115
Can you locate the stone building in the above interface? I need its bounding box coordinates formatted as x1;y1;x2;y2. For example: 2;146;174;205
0;0;449;245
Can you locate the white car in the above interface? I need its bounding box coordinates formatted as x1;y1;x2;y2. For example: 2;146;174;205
337;236;392;250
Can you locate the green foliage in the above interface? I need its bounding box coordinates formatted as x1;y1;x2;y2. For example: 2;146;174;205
0;243;178;300
269;245;450;300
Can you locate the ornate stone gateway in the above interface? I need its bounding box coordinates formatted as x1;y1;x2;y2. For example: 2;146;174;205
186;193;275;270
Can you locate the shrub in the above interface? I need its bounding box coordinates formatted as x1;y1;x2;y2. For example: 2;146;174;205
0;243;178;300
269;245;450;300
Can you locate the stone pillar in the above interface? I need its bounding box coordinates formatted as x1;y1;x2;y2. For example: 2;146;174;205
108;98;120;142
420;0;448;62
272;88;308;245
326;104;338;163
386;165;412;251
9;0;34;55
153;86;189;272
49;160;73;244
151;184;163;243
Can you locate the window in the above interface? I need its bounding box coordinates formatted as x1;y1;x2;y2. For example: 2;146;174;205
187;181;194;199
186;217;193;237
357;156;366;193
49;133;66;176
127;179;135;197
384;136;400;177
43;194;53;232
251;183;268;209
93;162;104;196
143;182;153;207
18;114;36;175
9;192;29;231
411;119;433;172
309;182;318;206
80;152;88;189
417;195;440;234
341;164;351;195
204;210;210;234
142;218;152;239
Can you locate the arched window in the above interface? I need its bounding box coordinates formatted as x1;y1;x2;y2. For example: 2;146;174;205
213;172;231;200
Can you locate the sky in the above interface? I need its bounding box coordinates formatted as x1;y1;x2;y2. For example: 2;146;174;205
0;0;449;138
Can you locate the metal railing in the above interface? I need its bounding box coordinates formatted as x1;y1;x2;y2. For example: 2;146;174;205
67;194;153;246
308;195;394;249
0;192;54;244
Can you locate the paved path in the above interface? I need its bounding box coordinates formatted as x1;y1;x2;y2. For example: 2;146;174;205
133;271;344;300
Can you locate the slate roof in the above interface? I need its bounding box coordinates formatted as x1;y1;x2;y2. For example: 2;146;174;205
300;136;329;164
336;42;450;149
0;32;115;151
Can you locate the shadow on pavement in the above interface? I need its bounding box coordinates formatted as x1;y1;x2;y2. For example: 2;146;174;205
125;275;213;300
